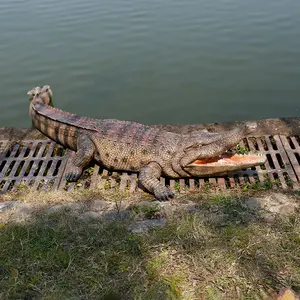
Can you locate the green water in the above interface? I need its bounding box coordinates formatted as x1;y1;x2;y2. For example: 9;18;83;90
0;0;300;127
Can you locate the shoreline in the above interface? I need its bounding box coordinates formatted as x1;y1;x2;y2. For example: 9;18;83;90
0;116;300;141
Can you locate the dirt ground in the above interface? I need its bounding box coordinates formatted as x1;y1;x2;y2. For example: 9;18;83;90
1;188;300;299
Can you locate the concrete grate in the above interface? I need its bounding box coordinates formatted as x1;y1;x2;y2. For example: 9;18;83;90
229;135;299;190
279;136;300;183
0;140;68;193
0;135;300;194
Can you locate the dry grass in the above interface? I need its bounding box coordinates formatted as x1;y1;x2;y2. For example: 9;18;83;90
1;188;300;299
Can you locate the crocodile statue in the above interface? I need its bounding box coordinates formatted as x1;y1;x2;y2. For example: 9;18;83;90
28;85;266;200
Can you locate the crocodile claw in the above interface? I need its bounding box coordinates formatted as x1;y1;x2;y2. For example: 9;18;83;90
65;167;83;182
154;187;175;201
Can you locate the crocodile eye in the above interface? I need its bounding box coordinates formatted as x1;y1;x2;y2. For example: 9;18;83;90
45;88;49;92
36;92;40;97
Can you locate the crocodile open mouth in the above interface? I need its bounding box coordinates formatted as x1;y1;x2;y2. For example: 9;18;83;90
191;153;266;166
185;152;266;176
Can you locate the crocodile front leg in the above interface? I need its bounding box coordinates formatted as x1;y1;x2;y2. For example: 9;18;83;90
65;134;95;181
139;162;174;201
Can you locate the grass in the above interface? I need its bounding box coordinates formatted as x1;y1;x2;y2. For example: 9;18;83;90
1;188;300;299
130;203;162;219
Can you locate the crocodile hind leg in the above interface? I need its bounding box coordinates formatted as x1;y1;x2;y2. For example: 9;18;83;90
139;162;174;201
65;135;95;182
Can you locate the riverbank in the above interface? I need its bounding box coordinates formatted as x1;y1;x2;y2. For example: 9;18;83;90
1;117;300;141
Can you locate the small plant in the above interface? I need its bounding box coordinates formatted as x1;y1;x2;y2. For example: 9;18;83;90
131;203;161;219
16;182;26;191
233;145;250;155
241;175;277;192
146;253;167;281
174;181;180;193
87;167;94;176
284;174;293;188
293;190;300;197
104;180;111;190
203;181;213;192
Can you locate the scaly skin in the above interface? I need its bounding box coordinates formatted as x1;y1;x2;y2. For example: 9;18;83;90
28;85;263;200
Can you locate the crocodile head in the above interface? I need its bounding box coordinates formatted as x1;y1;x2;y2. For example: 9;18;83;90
181;122;267;176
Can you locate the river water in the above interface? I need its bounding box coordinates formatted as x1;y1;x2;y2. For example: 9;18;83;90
0;0;300;127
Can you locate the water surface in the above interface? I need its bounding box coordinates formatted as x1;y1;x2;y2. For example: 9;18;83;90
0;0;300;127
